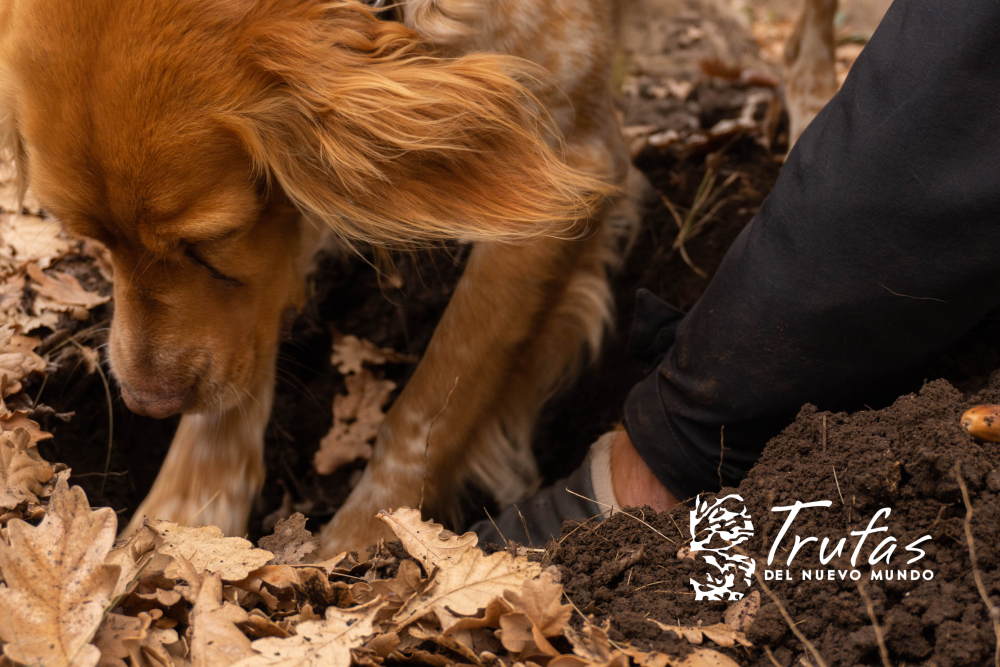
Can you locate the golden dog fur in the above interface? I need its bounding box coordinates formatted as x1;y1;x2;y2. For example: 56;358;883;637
0;0;628;552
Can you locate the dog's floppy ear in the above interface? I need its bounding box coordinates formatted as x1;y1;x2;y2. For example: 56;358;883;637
226;1;610;248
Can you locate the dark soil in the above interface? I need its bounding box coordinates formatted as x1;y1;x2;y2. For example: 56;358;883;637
555;376;1000;667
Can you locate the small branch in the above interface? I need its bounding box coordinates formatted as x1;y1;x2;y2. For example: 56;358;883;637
564;488;675;544
856;579;891;667
954;464;1000;667
736;548;828;667
718;425;725;489
832;467;844;506
763;646;785;667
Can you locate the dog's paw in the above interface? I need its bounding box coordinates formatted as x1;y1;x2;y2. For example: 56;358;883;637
318;507;396;558
121;486;253;540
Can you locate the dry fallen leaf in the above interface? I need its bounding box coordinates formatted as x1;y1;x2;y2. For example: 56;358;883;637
313;369;394;475
92;611;178;667
28;263;110;317
330;334;416;376
377;507;478;569
352;558;429;618
0;427;55;512
392;543;542;632
0;274;24;316
499;570;572;655
0;410;54;445
190;572;253;667
650;620;752;648
233;599;384;667
0;325;46;397
555;624;629;667
722;590;759;633
258;513;317;566
105;524;163;601
148;519;274;581
0;213;72;269
0;479;119;667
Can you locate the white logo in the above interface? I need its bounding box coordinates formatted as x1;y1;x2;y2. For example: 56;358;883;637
689;494;755;601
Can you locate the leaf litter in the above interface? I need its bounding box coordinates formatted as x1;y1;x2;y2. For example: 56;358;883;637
0;446;740;666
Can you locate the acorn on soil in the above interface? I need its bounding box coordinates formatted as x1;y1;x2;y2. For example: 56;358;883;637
961;404;1000;442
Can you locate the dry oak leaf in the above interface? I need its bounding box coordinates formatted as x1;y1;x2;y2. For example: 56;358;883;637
352;558;428;616
650;620;752;648
190;572;253;667
105;524;162;601
258;513;317;565
330;334;416;376
554;624;628;667
0;427;55;512
0;327;46;397
406;625;483;664
1;410;54;446
147;519;274;581
232;598;385;667
313;369;394;475
390;544;543;632
377;507;478;570
623;645;741;667
93;610;179;667
498;570;571;655
0;213;71;269
0;479;119;667
28;263;110;316
0;274;24;316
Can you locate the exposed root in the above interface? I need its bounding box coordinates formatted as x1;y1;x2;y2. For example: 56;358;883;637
763;646;785;667
954;464;1000;667
737;548;828;667
856;579;891;667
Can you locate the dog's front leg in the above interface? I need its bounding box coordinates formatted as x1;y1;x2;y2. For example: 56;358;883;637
318;232;603;555
122;368;274;538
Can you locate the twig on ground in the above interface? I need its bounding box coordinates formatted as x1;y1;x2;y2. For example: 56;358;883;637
832;467;844;506
513;504;533;548
856;580;891;667
735;548;828;667
483;508;509;548
564;488;675;544
954;464;1000;667
418;376;459;513
666;510;686;540
764;646;785;667
718;425;725;489
822;415;827;453
557;513;608;546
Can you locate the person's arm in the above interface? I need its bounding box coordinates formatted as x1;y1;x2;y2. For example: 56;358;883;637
625;0;1000;501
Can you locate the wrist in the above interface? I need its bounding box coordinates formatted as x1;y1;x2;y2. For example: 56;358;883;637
610;428;678;511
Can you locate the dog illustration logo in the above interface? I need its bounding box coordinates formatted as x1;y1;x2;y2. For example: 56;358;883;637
689;494;755;600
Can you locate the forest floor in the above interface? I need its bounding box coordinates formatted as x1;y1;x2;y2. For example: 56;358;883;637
5;0;999;665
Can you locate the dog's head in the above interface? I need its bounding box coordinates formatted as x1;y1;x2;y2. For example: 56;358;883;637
0;0;607;418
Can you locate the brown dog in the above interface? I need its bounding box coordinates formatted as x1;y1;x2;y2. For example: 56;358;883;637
0;0;627;553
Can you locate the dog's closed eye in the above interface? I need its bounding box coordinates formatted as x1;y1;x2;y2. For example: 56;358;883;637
184;246;244;287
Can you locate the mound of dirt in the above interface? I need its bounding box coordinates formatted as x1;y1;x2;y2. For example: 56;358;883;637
554;374;1000;667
